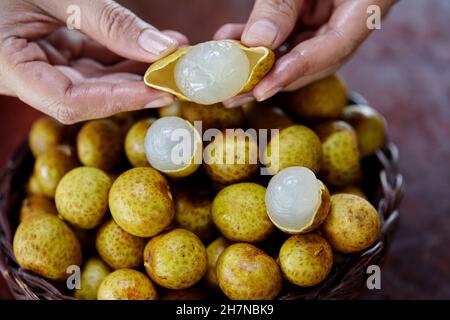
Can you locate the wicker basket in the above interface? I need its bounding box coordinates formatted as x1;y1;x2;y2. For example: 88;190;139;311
0;112;403;300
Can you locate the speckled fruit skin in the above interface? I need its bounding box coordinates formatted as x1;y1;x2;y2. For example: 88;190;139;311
95;219;147;269
265;125;323;175
19;195;57;223
77;119;123;171
162;285;209;300
180;101;245;131
29;116;65;157
203;130;259;184
216;243;282;300
174;189;215;241
25;173;44;196
322;194;381;253
205;237;231;289
109;167;174;237
55;167;111;229
342;105;386;157
34;146;78;198
279;233;333;287
74;257;112;300
97;269;158;300
287;75;347;120
315;121;362;187
13;214;82;281
212;183;274;242
245;102;293;130
332;185;367;200
124;118;155;167
143;229;208;289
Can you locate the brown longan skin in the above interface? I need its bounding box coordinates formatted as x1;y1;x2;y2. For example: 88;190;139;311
265;125;323;175
174;189;215;241
180;101;245;131
109;167;174;237
29;116;65;157
279;233;333;287
212;183;274;243
245;103;293;130
34;146;78;198
216;243;282;300
203;130;259;185
97;269;158;300
124;118;155;167
322;194;381;253
55;167;111;229
315;121;362;187
287;75;347;120
96;219;147;270
74;257;112;300
13;214;82;281
77;119;123;171
205;237;231;289
143;229;208;290
19;195;58;223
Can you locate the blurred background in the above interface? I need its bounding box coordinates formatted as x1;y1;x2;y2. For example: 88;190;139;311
1;0;449;299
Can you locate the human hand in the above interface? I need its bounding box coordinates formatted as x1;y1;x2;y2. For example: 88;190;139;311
0;0;188;123
215;0;397;108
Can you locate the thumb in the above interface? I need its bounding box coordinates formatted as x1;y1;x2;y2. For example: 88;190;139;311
39;0;179;63
242;0;303;49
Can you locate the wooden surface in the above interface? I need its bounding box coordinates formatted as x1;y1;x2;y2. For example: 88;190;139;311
1;0;449;299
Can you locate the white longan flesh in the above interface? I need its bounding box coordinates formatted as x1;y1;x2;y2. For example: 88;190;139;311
144;116;196;171
266;167;322;232
174;40;250;105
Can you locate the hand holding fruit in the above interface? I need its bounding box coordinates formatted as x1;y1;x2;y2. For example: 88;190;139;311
0;0;188;123
216;0;398;107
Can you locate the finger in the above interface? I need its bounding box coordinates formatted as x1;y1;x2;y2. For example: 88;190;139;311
223;92;255;109
300;0;333;28
35;0;181;62
253;0;380;101
70;59;148;77
241;0;304;49
162;30;190;46
213;23;246;40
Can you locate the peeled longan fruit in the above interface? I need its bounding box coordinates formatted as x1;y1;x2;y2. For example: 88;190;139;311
34;145;78;198
143;229;208;289
95;219;147;270
287;75;347;120
109;167;174;237
74;257;112;300
29;116;65;157
124;118;155;167
216;243;282;300
342;105;386;157
55;167;111;229
205;237;231;289
266;167;330;234
19;195;57;223
174;188;215;241
97;269;158;300
180;101;245;131
203;129;259;184
13;214;82;281
279;233;333;287
212;183;274;242
315;121;362;187
77;119;123;171
264;125;323;175
322;194;381;253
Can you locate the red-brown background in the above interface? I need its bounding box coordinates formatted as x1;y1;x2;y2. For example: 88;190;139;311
1;0;449;299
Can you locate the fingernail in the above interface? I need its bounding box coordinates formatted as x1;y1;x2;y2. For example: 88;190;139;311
138;29;177;57
224;95;255;108
243;19;279;47
256;87;282;102
144;96;173;109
